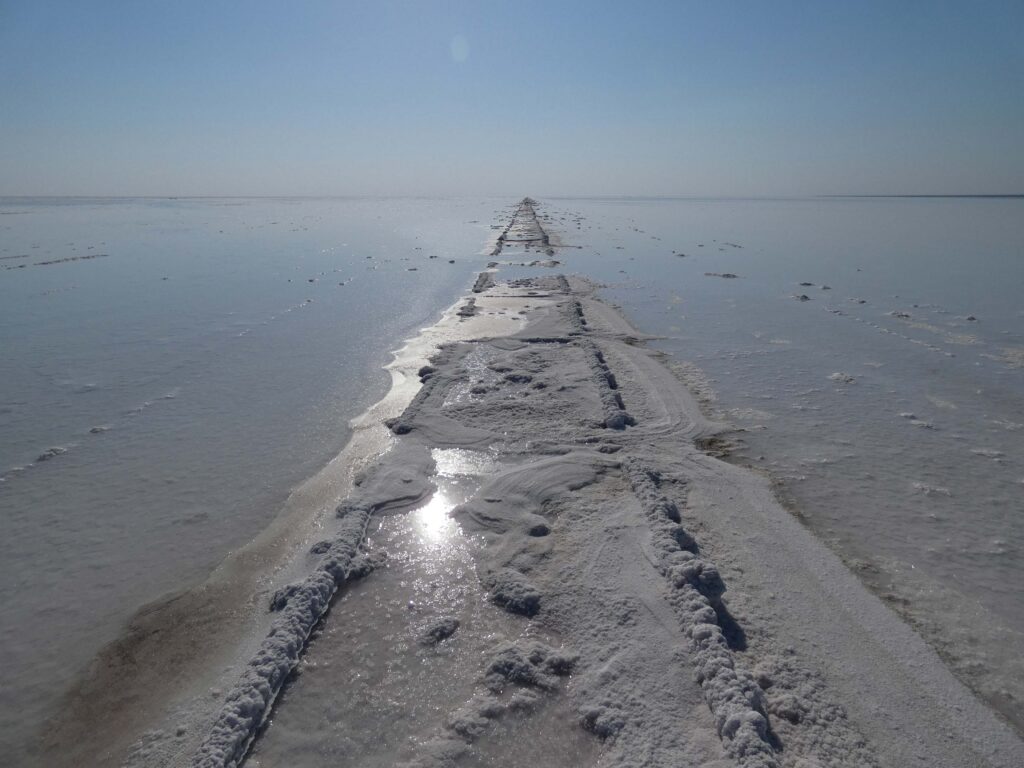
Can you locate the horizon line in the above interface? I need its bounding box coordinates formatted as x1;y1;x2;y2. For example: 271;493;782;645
1;193;1022;201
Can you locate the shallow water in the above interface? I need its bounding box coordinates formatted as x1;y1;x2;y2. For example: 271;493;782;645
545;196;1024;725
0;196;506;758
3;195;1021;758
250;449;595;767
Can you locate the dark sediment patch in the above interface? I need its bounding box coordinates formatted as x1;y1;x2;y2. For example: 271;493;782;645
471;272;494;293
34;253;109;267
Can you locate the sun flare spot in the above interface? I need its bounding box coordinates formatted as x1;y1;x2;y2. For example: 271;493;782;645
415;490;455;542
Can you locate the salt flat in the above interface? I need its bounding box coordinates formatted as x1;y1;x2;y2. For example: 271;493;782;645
171;201;1021;768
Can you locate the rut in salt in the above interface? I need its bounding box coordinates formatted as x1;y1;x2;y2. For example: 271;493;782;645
187;200;1023;768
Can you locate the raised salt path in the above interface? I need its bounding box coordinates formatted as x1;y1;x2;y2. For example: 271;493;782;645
490;197;554;256
184;200;1022;768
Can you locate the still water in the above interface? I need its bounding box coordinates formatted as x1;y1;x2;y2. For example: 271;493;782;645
550;196;1024;727
0;196;501;758
1;195;1021;758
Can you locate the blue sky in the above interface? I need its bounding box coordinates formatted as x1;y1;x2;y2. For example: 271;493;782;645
1;1;1021;196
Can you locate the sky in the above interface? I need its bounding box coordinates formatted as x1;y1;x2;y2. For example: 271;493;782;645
1;1;1022;197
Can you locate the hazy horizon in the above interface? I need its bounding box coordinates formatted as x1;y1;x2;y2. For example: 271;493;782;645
3;193;1024;201
2;1;1022;197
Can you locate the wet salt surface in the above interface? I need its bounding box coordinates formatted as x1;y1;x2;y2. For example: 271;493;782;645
0;197;508;759
4;194;1022;758
544;196;1024;725
250;450;597;767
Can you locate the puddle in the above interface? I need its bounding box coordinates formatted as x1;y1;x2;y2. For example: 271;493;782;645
249;450;599;767
433;447;501;478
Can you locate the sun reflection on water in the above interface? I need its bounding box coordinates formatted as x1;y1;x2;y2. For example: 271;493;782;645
414;489;456;543
412;449;500;547
432;447;499;477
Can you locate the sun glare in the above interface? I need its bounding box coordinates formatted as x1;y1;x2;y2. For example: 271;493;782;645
415;489;455;542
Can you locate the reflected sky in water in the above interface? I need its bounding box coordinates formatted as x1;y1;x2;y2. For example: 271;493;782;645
409;449;501;549
412;489;457;544
432;447;499;478
0;196;505;760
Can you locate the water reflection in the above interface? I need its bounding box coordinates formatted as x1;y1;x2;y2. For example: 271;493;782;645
432;447;499;477
409;449;500;548
252;450;569;768
414;488;456;543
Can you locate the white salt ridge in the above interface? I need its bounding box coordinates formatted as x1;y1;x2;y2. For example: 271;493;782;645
193;502;374;768
193;439;439;767
623;459;782;767
0;196;508;766
565;195;1024;729
46;198;1020;768
231;250;1019;768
